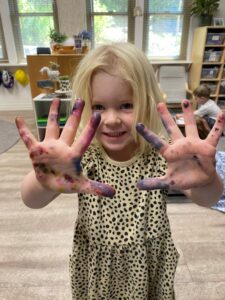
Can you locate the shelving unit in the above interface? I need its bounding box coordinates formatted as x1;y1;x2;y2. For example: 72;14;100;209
27;54;85;139
33;93;72;141
189;26;225;110
27;54;85;98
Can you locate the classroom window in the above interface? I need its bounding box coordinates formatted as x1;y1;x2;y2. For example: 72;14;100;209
8;0;59;61
143;0;191;59
0;16;7;62
87;0;191;60
86;0;135;47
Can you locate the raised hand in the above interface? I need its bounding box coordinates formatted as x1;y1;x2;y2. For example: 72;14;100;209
16;98;115;198
136;99;225;191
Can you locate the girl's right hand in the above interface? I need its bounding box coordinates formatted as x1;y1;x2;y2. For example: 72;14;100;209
15;98;115;198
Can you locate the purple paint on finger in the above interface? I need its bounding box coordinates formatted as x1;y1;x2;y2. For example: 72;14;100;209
49;113;59;123
90;112;101;128
72;98;85;116
90;181;115;198
183;100;189;109
136;123;164;150
137;178;169;190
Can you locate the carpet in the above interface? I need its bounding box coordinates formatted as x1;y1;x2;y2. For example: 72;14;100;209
0;120;20;155
212;151;225;213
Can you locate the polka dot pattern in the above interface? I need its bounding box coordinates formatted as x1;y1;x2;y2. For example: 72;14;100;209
69;145;179;299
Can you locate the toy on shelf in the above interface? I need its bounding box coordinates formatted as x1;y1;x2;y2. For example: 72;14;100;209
38;61;60;93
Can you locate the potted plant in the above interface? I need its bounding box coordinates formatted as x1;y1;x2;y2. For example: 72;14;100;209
191;0;220;26
49;28;67;53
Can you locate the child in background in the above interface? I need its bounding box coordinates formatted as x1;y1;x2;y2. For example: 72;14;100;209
177;84;222;138
193;84;222;128
16;43;224;300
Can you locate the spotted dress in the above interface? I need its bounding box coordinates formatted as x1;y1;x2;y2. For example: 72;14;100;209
69;145;179;300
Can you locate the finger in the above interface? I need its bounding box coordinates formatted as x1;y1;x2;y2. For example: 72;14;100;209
41;172;116;198
44;98;61;140
137;177;170;190
79;179;116;198
206;112;225;147
15;117;37;150
60;98;85;145
136;123;168;154
157;103;183;140
181;99;199;137
72;112;101;156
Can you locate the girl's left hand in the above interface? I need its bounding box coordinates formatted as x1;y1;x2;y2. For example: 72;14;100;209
136;99;225;191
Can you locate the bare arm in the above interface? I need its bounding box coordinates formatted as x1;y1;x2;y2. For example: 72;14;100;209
16;98;115;209
136;99;225;207
183;173;223;207
21;170;59;208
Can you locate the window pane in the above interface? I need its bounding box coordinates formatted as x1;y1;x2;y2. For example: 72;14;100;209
146;15;183;58
94;15;128;46
148;0;183;13
9;0;57;61
17;0;53;13
0;17;7;60
19;16;54;56
93;0;128;13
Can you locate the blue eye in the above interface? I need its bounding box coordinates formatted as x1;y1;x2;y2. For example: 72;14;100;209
120;103;133;110
92;104;105;111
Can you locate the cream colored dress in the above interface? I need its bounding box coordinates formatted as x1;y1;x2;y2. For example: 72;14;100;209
69;145;179;300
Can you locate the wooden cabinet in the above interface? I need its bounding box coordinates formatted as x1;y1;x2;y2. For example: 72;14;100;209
33;93;72;141
189;26;225;110
27;54;85;98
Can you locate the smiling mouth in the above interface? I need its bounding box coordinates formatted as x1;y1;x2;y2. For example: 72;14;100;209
103;132;126;137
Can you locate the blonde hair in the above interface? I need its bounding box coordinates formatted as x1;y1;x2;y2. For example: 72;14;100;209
72;43;165;154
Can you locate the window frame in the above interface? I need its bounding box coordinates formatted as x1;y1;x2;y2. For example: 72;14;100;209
0;15;8;62
86;0;136;47
8;0;59;62
86;0;191;61
142;0;191;60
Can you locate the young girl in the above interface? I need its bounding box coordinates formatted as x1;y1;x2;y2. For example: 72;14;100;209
16;43;224;300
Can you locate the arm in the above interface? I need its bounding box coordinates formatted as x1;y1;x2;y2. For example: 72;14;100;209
16;98;115;209
136;99;225;207
183;173;223;207
21;170;59;209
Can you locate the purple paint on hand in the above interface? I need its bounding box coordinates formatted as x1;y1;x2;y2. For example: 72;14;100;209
183;100;189;109
136;123;164;150
72;98;85;116
72;156;82;175
90;112;101;128
90;181;115;198
137;178;169;190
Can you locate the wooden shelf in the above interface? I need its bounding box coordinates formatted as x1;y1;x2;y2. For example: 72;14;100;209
27;54;85;98
188;26;225;110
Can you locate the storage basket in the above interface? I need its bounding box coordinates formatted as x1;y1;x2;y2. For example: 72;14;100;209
203;50;222;62
201;67;219;79
206;33;225;45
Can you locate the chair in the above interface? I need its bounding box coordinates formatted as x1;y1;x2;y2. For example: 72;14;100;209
158;65;192;108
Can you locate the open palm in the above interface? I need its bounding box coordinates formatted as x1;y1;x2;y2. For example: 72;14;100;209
16;98;115;198
136;99;225;191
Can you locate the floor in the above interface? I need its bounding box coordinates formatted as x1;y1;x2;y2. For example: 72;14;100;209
0;110;225;300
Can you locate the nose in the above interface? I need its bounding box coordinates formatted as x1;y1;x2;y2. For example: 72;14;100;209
102;109;121;126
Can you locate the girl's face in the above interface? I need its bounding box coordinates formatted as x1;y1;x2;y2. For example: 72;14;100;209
91;71;138;161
